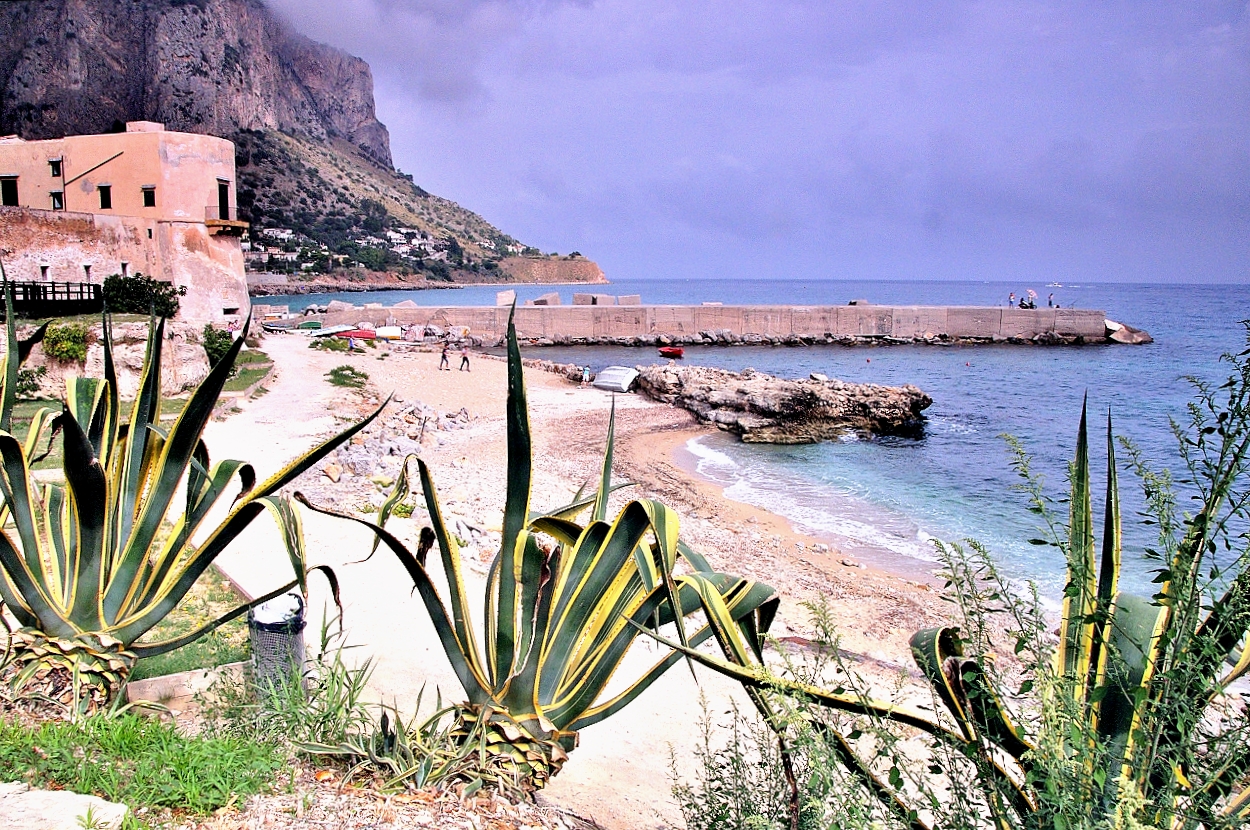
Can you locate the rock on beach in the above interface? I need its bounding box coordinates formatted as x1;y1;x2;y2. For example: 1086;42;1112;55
634;364;931;443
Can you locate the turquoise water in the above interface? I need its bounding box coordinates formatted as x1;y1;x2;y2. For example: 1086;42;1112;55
265;279;1250;596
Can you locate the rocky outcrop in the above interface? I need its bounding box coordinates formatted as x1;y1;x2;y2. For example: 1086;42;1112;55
20;321;210;398
0;0;390;166
635;365;931;443
1105;320;1154;345
496;257;608;285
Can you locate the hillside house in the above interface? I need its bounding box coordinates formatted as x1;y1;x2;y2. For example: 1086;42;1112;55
0;121;250;323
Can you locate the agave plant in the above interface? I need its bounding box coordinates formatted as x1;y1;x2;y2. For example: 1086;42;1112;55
298;310;779;795
656;365;1250;828
0;280;381;710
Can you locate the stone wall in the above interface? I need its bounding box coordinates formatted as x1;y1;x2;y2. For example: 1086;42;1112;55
314;304;1109;345
0;206;249;323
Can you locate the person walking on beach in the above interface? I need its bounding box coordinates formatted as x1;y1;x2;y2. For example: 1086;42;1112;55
439;344;450;371
1009;292;1016;307
459;346;471;372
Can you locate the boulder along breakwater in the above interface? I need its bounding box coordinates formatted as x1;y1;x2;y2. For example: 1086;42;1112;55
301;301;1151;346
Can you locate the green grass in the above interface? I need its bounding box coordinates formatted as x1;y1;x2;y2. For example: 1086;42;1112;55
129;567;250;682
325;365;368;389
0;714;280;823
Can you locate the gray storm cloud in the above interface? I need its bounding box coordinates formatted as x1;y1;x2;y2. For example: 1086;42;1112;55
266;0;1249;282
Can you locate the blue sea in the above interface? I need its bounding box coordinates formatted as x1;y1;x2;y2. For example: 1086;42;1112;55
263;279;1250;597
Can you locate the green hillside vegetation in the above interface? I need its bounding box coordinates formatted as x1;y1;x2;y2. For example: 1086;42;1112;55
235;130;524;280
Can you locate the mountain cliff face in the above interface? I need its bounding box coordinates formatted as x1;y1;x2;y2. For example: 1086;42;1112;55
0;0;606;286
0;0;390;166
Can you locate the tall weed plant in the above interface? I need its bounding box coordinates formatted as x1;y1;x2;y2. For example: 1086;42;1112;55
668;329;1250;829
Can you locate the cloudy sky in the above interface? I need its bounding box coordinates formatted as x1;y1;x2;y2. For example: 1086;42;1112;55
267;0;1249;283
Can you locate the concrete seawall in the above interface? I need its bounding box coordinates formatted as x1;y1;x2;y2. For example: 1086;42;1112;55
312;304;1115;345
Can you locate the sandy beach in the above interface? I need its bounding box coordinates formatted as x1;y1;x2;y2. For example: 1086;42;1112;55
202;331;952;829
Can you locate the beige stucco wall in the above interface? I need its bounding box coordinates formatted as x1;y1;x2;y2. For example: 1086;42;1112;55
0;123;248;323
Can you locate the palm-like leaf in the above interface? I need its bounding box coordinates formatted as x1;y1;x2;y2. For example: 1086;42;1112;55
0;280;376;707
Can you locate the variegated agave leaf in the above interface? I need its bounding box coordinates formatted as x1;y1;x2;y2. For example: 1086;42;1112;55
301;306;779;795
0;296;374;708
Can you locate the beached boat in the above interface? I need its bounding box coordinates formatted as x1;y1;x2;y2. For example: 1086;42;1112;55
310;324;356;338
658;346;684;359
591;366;639;393
335;328;377;340
296;320;322;330
375;326;402;340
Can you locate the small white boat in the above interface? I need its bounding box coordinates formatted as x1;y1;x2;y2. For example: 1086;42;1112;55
375;326;402;340
591;366;639;393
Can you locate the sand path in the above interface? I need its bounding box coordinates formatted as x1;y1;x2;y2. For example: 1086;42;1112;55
201;332;949;829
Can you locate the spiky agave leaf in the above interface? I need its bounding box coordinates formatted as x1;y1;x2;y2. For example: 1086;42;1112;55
0;308;377;708
304;305;779;792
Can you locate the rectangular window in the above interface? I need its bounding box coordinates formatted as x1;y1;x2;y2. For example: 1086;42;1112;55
83;264;91;279
50;191;64;210
49;159;62;178
39;266;49;280
217;180;230;219
142;186;155;208
0;177;17;206
120;262;129;278
147;228;153;239
98;185;112;210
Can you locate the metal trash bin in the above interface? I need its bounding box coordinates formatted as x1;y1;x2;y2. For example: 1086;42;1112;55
248;592;306;696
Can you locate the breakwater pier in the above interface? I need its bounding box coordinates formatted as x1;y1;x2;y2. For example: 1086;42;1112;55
297;302;1151;346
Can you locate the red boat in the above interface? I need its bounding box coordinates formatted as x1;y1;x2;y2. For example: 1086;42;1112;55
658;346;684;359
334;329;376;340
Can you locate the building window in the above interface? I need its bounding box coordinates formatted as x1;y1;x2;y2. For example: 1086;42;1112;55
147;228;153;239
40;266;49;280
50;191;64;210
142;186;156;207
98;185;112;210
83;264;91;279
0;177;17;206
120;262;129;278
49;159;62;178
216;180;231;220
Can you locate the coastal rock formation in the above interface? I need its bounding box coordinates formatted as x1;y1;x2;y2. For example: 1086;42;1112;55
496;257;608;285
634;365;931;443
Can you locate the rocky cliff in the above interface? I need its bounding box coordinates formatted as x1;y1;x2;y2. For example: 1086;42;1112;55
635;365;931;443
0;0;390;165
0;0;586;279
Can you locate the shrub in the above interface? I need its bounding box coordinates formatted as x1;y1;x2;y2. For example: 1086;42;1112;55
202;324;235;368
326;365;368;388
15;366;46;398
102;272;186;317
41;322;88;362
309;337;348;352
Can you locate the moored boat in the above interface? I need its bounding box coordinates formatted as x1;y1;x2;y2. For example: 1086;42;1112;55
658;346;684;358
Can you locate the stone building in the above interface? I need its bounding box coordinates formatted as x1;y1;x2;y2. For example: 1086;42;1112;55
0;121;249;323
